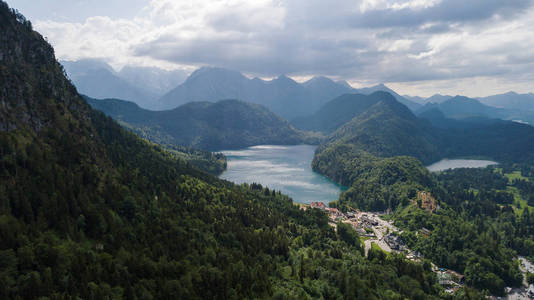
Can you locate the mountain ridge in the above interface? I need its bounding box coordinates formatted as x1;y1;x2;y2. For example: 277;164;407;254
292;92;404;133
86;96;312;150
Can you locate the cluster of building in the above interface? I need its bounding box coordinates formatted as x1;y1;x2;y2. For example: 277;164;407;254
436;268;465;293
383;233;407;252
310;202;375;235
310;202;344;219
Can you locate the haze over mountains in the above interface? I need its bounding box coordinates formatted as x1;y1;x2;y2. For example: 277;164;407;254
61;59;188;109
64;61;422;119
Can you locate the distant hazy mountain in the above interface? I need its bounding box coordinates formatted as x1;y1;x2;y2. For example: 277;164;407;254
157;67;420;119
335;80;353;88
425;94;454;103
61;59;156;107
292;92;392;133
415;96;509;119
478;91;534;111
86;96;311;150
402;93;453;104
118;65;188;97
61;59;187;109
402;95;426;104
302;76;354;104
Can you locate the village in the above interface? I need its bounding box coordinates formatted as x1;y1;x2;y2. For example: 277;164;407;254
305;202;534;298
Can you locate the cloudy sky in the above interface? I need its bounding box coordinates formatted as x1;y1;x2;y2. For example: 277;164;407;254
7;0;534;97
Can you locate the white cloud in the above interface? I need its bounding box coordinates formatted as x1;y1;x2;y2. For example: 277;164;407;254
360;0;441;12
389;0;442;11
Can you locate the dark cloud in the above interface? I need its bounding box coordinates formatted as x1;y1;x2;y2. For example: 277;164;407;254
350;0;534;28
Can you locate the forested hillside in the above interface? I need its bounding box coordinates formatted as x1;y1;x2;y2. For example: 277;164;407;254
86;96;314;151
0;2;452;299
315;92;442;166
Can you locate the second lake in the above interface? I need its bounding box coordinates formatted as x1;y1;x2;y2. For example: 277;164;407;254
426;158;498;172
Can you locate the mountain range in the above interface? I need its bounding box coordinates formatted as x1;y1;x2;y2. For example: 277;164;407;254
64;59;534;125
156;67;423;120
157;67;348;119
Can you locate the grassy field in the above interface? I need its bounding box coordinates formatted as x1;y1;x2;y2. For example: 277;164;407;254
505;171;528;181
492;168;532;215
503;172;531;215
506;186;528;216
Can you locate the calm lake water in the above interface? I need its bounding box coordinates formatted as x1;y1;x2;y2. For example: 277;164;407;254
426;159;498;172
220;145;343;204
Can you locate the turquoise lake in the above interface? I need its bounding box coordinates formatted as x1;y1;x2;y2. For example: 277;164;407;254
220;145;343;204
